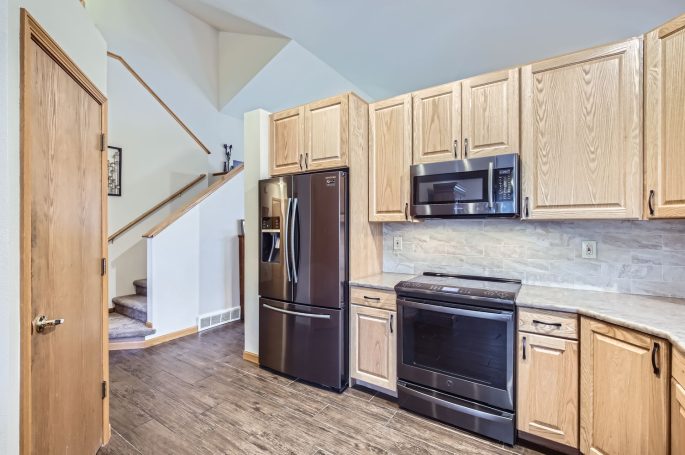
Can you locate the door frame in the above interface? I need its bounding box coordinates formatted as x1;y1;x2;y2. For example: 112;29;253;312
19;9;109;454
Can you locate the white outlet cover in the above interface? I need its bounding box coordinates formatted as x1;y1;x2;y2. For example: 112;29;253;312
581;240;597;259
393;236;403;251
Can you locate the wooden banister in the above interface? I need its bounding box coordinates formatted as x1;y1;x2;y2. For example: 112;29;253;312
107;51;211;155
108;174;207;243
144;164;244;239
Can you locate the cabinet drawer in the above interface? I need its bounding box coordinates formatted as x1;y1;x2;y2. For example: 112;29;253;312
674;347;685;387
518;308;578;340
350;287;396;311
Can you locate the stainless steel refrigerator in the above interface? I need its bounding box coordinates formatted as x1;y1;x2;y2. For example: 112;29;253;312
258;170;348;391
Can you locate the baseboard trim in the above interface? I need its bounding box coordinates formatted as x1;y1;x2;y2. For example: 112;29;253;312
243;350;259;365
109;326;198;351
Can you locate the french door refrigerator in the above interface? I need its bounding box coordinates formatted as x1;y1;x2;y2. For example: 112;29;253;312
258;170;348;391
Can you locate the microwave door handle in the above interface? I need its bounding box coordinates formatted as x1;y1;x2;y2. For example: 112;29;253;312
290;197;299;283
284;198;292;282
488;162;494;209
399;298;512;322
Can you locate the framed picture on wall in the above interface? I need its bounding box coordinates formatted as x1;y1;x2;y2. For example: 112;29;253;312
107;146;122;196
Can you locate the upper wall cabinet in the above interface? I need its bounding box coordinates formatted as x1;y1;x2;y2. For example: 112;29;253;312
304;94;349;172
645;14;685;219
369;94;412;222
462;68;520;159
270;106;305;176
521;38;643;220
412;82;461;164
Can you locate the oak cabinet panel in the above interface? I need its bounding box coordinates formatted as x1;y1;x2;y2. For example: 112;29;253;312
521;39;642;220
304;94;349;171
350;304;397;392
517;332;578;448
645;14;685;218
462;68;520;159
580;317;669;455
674;378;685;455
270;106;305;176
412;82;461;164
369;94;412;222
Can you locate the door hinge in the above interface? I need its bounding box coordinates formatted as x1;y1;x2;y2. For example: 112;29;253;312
101;258;107;276
102;380;107;399
100;133;106;152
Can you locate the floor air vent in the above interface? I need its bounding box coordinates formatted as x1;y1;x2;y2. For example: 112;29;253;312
197;307;241;332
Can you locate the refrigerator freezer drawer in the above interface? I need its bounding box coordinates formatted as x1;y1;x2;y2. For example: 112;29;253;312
258;298;348;391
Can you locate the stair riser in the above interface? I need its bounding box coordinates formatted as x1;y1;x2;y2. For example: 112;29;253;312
134;284;147;296
114;304;147;324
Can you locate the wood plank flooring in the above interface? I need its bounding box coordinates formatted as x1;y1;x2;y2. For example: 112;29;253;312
99;322;544;455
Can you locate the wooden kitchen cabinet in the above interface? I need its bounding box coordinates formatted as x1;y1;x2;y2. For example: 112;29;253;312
304;94;349;171
674;348;685;455
369;94;412;222
270;106;305;176
462;68;520;159
521;38;642;220
350;303;397;392
517;332;578;448
412;82;461;164
580;317;670;455
644;14;685;219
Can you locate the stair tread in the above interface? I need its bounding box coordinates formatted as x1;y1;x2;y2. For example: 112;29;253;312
133;278;147;289
112;294;147;312
109;313;155;340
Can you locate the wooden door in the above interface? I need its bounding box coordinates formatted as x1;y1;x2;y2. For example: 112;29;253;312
21;11;108;454
521;39;642;220
674;379;685;455
304;94;349;171
412;82;461;164
369;94;412;222
350;304;397;392
462;68;519;159
270;106;304;176
645;14;685;218
580;318;669;455
517;333;578;448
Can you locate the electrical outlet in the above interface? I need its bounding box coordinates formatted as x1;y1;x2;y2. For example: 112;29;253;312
581;240;597;259
393;236;403;251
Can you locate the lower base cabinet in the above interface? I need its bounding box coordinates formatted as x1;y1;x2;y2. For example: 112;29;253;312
350;304;397;392
673;379;685;455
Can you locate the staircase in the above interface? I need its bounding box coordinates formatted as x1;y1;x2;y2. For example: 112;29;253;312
109;278;156;342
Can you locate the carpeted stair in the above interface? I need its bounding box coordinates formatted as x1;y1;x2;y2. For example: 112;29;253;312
109;278;155;341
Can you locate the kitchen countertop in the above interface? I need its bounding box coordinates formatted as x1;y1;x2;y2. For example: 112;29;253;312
518;285;685;353
349;272;415;291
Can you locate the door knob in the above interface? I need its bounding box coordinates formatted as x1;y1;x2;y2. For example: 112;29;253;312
33;315;65;333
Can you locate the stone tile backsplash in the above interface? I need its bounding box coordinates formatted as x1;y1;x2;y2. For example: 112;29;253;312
383;219;685;299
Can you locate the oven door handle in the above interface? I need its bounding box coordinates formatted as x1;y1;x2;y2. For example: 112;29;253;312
398;298;512;321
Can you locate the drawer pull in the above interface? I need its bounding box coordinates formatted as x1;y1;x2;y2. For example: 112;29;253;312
522;336;527;360
363;295;381;301
532;319;562;328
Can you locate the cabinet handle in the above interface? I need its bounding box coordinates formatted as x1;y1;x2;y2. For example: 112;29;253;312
305;152;309;169
299;154;304;170
404;202;409;220
464;138;469;158
363;295;380;301
652;342;660;376
389;314;394;334
453;139;459;158
532;319;562;328
648;190;655;216
524;197;530;218
522;336;527;360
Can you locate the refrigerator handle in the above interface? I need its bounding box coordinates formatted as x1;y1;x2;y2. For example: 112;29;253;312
290;197;299;283
284;197;292;282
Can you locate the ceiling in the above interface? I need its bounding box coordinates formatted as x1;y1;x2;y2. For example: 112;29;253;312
171;0;685;101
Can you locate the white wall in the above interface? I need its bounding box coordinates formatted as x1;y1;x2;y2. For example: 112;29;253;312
243;109;270;356
3;1;107;453
88;0;244;170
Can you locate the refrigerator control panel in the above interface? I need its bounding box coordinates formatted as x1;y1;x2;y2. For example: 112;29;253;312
261;217;280;230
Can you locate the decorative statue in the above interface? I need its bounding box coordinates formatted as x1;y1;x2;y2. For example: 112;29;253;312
223;144;232;172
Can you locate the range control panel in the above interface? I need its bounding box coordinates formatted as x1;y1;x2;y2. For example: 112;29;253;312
396;281;517;303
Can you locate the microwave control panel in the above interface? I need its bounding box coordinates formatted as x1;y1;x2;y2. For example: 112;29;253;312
494;168;514;202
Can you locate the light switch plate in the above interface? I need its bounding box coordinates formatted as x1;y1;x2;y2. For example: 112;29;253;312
581;240;597;259
393;236;403;251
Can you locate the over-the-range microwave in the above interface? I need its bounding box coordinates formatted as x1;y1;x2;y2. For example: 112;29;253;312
410;153;519;218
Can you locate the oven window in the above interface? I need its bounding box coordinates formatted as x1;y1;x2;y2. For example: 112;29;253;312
413;171;488;205
402;305;509;389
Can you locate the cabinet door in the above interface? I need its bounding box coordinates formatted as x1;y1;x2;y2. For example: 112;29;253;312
270;106;304;176
304;94;349;171
412;82;461;164
645;14;685;218
580;318;669;455
369;94;412;222
674;379;685;455
350;304;397;392
517;333;578;448
521;39;642;220
462;68;520;159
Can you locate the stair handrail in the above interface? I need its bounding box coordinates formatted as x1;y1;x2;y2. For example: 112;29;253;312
144;164;244;239
107;51;211;155
108;173;207;243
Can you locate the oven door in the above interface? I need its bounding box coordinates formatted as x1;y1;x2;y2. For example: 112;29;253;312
397;297;515;411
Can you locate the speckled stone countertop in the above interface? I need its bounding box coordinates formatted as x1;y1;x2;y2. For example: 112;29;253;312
349;273;416;291
518;285;685;353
